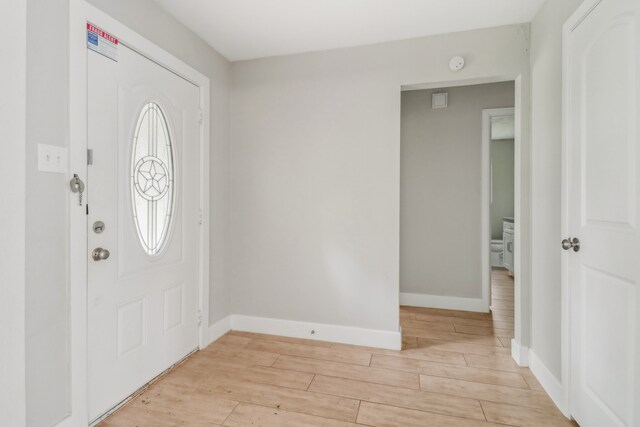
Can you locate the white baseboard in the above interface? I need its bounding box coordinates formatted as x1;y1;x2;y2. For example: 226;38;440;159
400;292;488;313
206;315;232;346
510;338;529;366
529;349;570;417
230;314;402;350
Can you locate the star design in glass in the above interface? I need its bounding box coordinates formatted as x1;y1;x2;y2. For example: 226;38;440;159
136;158;168;198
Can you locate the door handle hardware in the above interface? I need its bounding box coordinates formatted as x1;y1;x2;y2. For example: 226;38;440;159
561;237;580;252
92;247;110;261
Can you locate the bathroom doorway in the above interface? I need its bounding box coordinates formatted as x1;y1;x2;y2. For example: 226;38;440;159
484;108;515;330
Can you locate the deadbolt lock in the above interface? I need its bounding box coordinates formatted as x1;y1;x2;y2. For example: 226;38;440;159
93;221;105;234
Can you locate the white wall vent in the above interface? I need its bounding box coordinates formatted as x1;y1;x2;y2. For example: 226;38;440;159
432;92;448;109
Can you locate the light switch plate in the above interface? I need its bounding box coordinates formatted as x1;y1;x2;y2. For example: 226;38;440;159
38;144;68;173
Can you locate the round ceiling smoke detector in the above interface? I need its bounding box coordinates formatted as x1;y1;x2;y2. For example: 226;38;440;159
449;56;465;71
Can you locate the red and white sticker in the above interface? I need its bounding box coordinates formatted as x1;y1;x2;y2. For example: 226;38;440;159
87;23;118;62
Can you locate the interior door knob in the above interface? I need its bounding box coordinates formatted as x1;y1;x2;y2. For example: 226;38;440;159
92;247;111;261
561;237;580;252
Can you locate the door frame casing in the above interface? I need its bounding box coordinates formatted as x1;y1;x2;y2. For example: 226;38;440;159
64;1;211;425
481;107;515;312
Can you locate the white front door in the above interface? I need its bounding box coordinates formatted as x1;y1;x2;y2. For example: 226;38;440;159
87;37;201;421
565;0;639;425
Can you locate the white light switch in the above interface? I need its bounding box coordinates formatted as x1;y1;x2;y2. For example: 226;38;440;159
38;144;68;173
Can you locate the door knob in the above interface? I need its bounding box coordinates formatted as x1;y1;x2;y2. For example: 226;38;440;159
561;237;580;252
92;247;111;261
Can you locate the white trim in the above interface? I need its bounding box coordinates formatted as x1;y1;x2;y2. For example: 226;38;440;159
512;75;530;355
65;2;210;425
400;292;487;313
481;107;515;313
510;338;529;366
0;0;27;425
230;315;402;350
529;350;570;417
207;315;232;346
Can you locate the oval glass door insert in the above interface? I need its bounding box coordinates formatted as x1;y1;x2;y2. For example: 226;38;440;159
131;102;175;256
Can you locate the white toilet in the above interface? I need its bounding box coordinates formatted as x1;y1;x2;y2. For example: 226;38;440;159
490;239;504;268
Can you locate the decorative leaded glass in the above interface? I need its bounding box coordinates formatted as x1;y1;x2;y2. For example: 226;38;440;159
131;102;175;255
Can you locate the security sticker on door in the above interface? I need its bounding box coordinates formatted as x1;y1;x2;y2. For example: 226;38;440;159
87;23;118;62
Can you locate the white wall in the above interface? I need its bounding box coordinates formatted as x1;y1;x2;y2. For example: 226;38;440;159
530;0;583;382
231;25;531;335
0;1;27;425
400;83;514;299
25;0;71;425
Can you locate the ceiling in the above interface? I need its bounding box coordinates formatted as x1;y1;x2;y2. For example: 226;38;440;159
153;0;546;62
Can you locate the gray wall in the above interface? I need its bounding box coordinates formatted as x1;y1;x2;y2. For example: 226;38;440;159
24;0;232;425
530;0;583;381
491;139;515;239
231;25;530;333
400;83;514;298
25;0;70;425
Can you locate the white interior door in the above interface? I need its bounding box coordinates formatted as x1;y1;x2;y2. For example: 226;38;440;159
565;0;639;425
87;40;201;421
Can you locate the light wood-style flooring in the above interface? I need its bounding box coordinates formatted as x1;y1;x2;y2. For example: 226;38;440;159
100;270;576;426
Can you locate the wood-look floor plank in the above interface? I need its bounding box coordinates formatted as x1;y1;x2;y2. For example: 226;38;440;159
463;353;522;372
367;343;469;365
245;338;372;366
520;370;545;391
480;401;577;426
419;375;556;410
159;363;212;389
400;319;457;332
204;347;280;367
197;375;360;422
402;327;504;347
404;307;493;321
200;361;314;390
416;338;511;356
370;354;529;389
308;375;486;421
490;307;515;315
498;337;512;349
356;401;504;427
413;313;513;329
203;334;252;351
99;406;210;427
453;324;515;339
272;354;420;389
223;403;359;427
129;383;238;425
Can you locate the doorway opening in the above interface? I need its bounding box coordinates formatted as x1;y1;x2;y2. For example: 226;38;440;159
399;80;517;351
482;108;515;322
485;108;515;342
